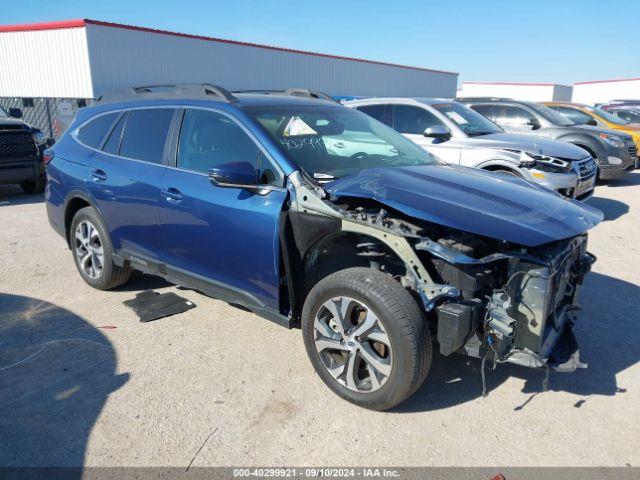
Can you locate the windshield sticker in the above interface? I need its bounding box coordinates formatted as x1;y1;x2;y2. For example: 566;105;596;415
283;116;318;137
445;111;469;124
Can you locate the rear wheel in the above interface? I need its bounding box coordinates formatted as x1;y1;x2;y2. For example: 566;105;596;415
70;207;131;290
302;267;431;410
20;175;46;194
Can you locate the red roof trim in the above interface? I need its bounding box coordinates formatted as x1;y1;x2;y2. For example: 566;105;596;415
462;81;570;87
0;19;86;32
0;18;458;76
574;77;640;85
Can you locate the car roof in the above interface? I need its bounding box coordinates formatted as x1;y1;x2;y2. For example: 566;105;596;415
345;97;458;106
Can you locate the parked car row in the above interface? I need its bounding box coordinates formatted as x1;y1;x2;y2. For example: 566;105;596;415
44;84;608;410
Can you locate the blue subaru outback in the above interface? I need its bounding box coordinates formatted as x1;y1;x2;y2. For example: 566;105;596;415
46;84;603;410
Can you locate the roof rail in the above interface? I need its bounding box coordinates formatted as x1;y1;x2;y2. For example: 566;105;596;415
233;88;338;103
96;84;238;103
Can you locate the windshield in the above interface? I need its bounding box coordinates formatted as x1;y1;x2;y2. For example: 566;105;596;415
431;102;502;136
0;106;7;117
246;105;438;180
528;103;575;126
591;106;630;125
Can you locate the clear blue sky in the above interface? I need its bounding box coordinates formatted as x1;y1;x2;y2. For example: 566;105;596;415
5;0;639;85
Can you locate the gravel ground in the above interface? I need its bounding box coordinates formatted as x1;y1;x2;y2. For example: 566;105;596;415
1;174;639;468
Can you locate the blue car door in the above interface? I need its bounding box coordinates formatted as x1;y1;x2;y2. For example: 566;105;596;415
82;108;176;264
158;107;287;311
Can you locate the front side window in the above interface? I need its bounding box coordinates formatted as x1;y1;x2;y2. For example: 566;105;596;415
392;105;443;134
119;108;174;164
527;102;575;126
177;109;281;186
246;105;437;181
431;103;502;136
590;106;630;125
614;109;640;123
77;112;119;148
548;106;594;125
0;106;8;117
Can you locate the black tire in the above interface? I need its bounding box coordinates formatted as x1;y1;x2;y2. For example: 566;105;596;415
302;267;431;410
70;206;131;290
20;175;46;194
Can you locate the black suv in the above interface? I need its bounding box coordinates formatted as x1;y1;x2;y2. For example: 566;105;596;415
0;105;48;194
460;98;635;180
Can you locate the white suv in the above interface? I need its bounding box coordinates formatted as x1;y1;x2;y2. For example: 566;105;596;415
344;98;597;200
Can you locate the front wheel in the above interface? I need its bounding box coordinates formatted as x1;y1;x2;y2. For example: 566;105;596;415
302;267;432;410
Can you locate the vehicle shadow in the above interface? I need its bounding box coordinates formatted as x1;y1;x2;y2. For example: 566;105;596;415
586;196;629;221
0;185;44;207
0;293;129;471
113;272;172;292
394;271;638;413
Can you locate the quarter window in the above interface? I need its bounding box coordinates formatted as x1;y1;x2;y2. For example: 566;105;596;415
177;109;281;186
392;105;443;134
77;112;119;148
119;108;174;164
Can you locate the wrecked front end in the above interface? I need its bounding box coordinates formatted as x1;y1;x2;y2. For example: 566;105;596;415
286;168;600;386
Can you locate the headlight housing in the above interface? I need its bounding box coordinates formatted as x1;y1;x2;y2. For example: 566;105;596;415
519;151;571;172
32;130;47;146
599;133;625;148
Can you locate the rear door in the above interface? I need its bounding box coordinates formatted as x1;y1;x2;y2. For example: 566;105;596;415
158;107;287;311
390;104;461;163
83;107;176;265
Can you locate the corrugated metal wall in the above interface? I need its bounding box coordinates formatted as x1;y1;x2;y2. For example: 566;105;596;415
84;24;457;98
0;27;93;98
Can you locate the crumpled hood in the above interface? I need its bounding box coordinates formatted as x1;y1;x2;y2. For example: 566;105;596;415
473;133;589;160
326;164;603;247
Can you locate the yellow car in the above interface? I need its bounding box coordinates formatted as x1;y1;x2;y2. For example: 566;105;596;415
544;101;639;167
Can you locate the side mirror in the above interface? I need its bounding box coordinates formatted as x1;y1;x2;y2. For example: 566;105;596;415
208;161;275;196
423;125;451;140
527;117;541;130
9;108;23;119
586;118;598;126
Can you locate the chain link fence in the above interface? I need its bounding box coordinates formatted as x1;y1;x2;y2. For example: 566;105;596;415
0;97;93;142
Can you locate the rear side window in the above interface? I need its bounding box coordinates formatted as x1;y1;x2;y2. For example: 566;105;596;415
77;112;119;148
357;105;391;125
119;108;175;163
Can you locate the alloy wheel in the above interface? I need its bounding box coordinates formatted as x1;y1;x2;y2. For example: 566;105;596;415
74;220;104;280
313;296;393;393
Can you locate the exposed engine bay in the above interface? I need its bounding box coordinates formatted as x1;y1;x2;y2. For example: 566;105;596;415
285;171;596;378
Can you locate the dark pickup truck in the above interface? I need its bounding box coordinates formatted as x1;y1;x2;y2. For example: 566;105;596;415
0;106;48;194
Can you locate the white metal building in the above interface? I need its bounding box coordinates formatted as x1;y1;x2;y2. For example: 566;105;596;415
457;81;573;102
572;77;640;104
0;19;458;99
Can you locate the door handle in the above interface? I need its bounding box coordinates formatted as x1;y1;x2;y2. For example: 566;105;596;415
161;187;183;203
90;169;107;182
334;142;346;148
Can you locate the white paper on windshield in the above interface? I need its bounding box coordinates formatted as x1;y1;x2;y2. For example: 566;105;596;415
446;111;468;124
283;116;317;136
